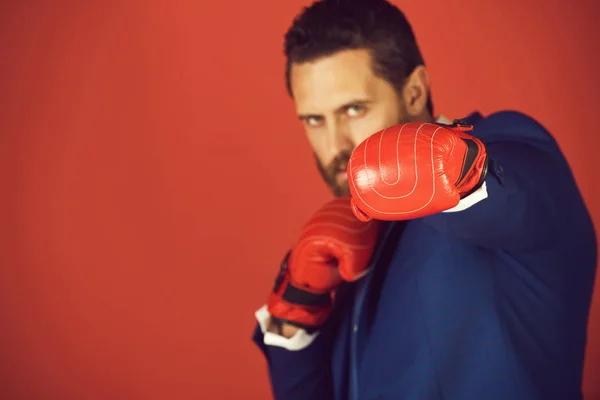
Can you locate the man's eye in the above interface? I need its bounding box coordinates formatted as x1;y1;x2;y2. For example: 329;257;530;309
305;117;323;126
346;105;365;117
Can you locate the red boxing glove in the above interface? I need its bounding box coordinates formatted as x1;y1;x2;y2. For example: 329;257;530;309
267;196;380;329
348;121;488;222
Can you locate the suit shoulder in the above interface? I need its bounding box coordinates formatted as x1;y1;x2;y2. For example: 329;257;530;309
479;110;546;130
473;110;557;149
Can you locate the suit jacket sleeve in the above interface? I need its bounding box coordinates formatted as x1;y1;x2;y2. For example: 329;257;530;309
423;111;578;250
252;306;340;400
252;323;335;400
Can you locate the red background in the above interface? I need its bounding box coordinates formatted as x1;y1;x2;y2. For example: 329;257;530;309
1;1;599;399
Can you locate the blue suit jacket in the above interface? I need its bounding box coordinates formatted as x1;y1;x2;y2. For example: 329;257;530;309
253;111;598;400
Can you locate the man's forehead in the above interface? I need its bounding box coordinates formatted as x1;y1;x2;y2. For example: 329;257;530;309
290;50;376;114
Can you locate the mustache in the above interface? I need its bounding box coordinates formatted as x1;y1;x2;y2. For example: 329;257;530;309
328;152;351;174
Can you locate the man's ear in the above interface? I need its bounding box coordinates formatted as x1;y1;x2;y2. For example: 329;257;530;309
401;65;430;119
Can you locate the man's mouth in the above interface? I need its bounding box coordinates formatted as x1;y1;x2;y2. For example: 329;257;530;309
336;170;348;181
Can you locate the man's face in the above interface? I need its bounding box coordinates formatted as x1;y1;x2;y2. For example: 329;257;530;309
290;49;408;197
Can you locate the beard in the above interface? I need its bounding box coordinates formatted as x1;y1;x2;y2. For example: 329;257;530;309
315;151;352;197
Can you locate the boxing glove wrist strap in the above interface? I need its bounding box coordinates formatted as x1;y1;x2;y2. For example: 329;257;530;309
273;251;331;307
268;251;333;331
280;283;331;306
445;119;489;198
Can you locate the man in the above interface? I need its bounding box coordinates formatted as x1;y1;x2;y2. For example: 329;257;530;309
252;1;598;399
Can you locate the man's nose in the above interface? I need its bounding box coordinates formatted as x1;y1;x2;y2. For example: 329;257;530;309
326;119;354;156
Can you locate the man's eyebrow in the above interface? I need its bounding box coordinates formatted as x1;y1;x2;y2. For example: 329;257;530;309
334;99;371;113
298;99;372;120
298;113;321;121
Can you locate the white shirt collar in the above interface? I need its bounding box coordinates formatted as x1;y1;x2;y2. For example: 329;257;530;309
436;114;452;124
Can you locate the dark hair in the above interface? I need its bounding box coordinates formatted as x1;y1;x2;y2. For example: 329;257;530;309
283;0;433;115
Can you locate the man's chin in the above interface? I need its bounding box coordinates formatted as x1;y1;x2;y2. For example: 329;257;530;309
331;182;350;197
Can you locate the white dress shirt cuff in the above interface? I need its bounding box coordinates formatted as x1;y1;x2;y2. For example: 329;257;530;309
255;305;319;351
443;181;488;213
